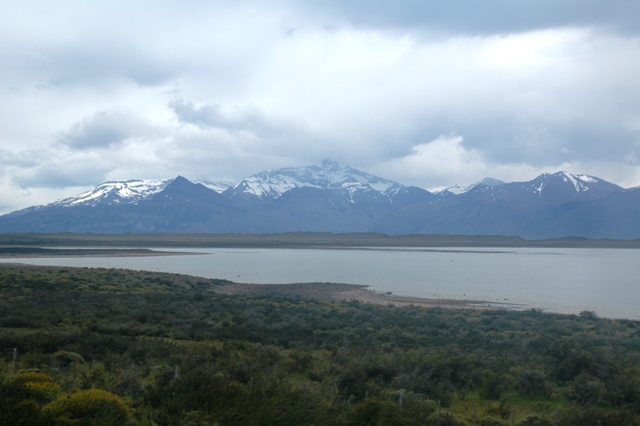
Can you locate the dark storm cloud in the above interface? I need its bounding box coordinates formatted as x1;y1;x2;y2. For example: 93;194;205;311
58;112;146;150
305;0;640;35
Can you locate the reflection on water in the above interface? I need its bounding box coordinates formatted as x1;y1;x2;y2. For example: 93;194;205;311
2;247;639;319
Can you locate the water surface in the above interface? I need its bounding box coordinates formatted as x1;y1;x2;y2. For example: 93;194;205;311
2;247;638;319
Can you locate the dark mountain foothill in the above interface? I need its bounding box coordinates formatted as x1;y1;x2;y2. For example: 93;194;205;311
0;162;638;239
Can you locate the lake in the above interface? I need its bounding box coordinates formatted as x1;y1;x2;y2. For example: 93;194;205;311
2;247;639;319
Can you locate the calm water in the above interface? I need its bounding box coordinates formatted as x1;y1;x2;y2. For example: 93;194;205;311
2;247;639;319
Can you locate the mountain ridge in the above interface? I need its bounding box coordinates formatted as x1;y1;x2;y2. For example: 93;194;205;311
0;162;637;238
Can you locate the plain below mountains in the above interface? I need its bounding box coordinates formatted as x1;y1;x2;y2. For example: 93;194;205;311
0;160;638;239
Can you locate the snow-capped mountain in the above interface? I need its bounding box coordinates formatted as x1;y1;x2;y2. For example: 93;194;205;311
49;179;172;207
436;177;504;198
1;163;639;238
223;159;411;204
372;171;625;238
41;178;235;208
434;172;616;201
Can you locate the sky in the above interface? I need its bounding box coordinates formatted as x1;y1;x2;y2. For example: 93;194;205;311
2;0;640;213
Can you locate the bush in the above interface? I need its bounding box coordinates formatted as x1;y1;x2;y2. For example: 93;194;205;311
42;388;131;425
481;374;511;400
518;370;551;398
478;417;505;426
555;406;640;426
517;415;551;426
568;373;606;406
346;398;411;426
0;372;60;425
10;371;57;386
6;371;61;403
52;351;85;368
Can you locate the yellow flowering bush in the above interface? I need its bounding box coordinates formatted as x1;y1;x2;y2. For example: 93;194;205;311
11;372;61;403
11;371;56;385
42;388;131;424
24;380;62;401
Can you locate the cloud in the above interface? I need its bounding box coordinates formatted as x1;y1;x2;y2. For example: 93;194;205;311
43;49;177;88
57;111;149;150
379;136;489;188
300;0;640;35
168;99;333;168
0;148;40;170
169;99;284;137
4;146;110;189
13;166;108;189
0;181;93;213
1;0;640;211
379;135;640;191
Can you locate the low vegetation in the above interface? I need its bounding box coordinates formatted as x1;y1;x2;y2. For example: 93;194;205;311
1;265;640;425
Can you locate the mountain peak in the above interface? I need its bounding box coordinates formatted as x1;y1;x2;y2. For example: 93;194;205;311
526;171;622;199
172;175;190;184
479;177;504;187
225;161;408;202
321;159;340;168
436;177;504;197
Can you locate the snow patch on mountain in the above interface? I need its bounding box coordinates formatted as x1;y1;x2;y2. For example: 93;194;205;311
440;184;474;195
534;172;604;195
561;172;601;192
195;180;235;193
50;179;172;207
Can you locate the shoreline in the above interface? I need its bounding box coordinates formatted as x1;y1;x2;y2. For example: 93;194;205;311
212;281;518;311
0;248;204;258
0;262;505;311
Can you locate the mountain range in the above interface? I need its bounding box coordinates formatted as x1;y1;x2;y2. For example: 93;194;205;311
1;159;638;239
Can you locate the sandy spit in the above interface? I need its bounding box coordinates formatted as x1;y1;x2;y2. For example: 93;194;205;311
212;282;520;311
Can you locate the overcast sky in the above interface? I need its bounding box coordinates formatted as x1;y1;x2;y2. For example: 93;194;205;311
2;0;640;213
